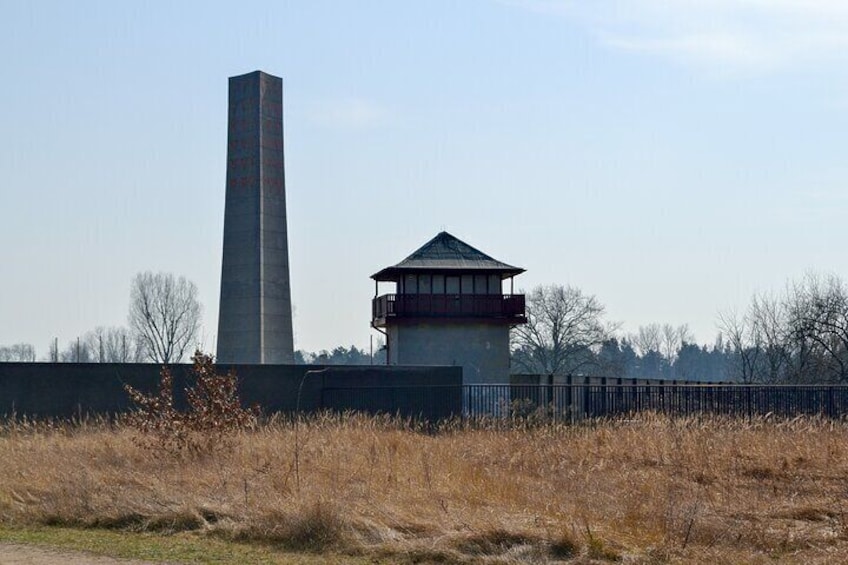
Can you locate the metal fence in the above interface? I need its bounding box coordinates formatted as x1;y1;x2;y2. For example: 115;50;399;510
321;383;848;422
471;383;848;420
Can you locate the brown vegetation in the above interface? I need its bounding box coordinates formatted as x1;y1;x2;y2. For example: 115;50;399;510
1;412;848;563
123;352;258;454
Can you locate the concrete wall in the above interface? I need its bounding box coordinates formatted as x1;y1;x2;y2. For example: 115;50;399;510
0;363;462;419
388;322;511;384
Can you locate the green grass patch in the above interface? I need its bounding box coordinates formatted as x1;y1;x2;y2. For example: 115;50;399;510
0;525;371;564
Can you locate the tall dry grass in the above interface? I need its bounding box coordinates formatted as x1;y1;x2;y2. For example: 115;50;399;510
1;413;847;563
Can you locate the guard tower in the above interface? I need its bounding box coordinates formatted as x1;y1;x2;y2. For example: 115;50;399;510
371;232;526;383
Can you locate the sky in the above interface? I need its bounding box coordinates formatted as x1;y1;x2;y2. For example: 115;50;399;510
3;0;848;357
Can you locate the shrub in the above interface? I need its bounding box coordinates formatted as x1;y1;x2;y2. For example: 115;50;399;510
124;351;257;454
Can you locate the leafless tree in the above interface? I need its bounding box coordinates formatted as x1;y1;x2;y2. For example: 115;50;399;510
720;273;848;383
59;338;95;362
786;273;848;383
631;323;662;357
749;292;793;383
719;293;796;384
718;308;762;383
511;284;612;375
129;272;202;363
46;339;58;362
0;343;36;362
627;323;693;378
85;327;144;362
660;324;694;363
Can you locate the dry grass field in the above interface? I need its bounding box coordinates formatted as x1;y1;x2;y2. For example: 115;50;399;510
1;412;848;563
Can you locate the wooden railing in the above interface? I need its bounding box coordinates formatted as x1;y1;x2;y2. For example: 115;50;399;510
372;293;525;321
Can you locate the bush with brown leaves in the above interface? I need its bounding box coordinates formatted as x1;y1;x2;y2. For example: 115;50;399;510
124;351;257;454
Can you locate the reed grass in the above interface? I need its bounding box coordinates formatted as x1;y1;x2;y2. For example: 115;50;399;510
1;412;847;563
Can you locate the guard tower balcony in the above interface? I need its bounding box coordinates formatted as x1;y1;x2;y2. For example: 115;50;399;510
372;293;526;326
370;231;527;328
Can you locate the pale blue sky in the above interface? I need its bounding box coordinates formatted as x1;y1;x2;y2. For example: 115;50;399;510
3;1;848;356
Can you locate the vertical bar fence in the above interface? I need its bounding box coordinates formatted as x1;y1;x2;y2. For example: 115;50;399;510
319;383;848;423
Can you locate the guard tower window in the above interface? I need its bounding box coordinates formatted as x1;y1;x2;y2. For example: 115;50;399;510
474;274;487;294
404;274;418;294
461;275;473;295
433;274;445;294
489;274;501;295
419;274;432;294
446;276;460;294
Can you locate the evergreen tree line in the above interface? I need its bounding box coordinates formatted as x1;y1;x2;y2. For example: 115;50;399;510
295;341;387;366
567;333;733;382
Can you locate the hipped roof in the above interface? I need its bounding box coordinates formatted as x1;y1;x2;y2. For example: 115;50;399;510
371;231;524;281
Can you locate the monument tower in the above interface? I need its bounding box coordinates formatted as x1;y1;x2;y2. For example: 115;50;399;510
217;71;294;364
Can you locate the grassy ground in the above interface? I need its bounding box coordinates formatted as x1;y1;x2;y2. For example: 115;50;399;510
1;412;848;563
0;525;365;564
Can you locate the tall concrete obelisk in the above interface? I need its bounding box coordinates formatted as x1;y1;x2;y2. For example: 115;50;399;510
217;71;294;364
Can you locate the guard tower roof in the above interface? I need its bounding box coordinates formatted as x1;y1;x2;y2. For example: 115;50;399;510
371;231;525;281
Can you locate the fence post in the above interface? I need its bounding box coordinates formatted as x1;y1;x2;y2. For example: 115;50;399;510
671;380;677;414
828;386;835;418
547;373;554;417
616;377;623;415
583;376;591;419
565;374;573;424
601;377;608;418
746;386;752;420
630;379;642;412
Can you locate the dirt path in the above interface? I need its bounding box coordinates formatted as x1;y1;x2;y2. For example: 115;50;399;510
0;543;170;565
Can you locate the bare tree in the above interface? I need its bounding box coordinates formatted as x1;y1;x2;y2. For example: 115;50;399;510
661;324;694;363
786;273;848;383
0;343;36;362
719;294;794;384
46;338;58;362
629;323;669;378
718;308;762;383
129;272;202;363
59;338;95;363
720;273;848;383
631;324;662;357
511;284;612;375
85;327;144;362
749;292;792;383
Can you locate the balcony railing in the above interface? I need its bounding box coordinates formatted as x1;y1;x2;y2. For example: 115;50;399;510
372;293;526;323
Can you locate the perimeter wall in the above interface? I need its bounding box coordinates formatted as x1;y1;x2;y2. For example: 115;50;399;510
0;363;462;419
